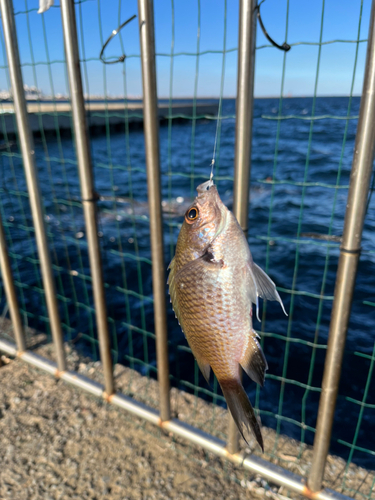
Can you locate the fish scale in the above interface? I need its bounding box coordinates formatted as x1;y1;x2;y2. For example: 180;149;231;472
168;179;286;451
177;270;246;380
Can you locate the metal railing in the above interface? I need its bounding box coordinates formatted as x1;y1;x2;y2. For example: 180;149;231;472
0;1;374;499
60;0;114;396
137;0;171;422
308;0;375;490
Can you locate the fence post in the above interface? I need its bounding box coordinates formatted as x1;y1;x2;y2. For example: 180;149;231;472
0;0;66;372
137;0;171;422
308;0;375;492
227;0;257;455
0;211;26;352
60;0;114;397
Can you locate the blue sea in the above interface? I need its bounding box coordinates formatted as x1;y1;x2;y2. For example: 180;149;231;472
0;96;374;469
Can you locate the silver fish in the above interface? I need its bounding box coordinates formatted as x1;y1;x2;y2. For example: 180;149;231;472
168;179;286;451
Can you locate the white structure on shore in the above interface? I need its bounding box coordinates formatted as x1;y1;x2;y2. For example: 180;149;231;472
0;89;11;100
0;85;43;101
23;85;42;100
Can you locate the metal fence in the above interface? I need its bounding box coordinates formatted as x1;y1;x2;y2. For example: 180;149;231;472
0;1;375;499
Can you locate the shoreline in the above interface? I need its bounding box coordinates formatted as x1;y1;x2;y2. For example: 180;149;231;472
0;94;362;104
1;319;374;500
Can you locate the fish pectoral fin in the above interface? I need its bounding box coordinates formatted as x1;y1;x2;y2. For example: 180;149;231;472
174;252;224;284
169;254;222;330
246;262;287;320
240;331;268;387
252;263;287;315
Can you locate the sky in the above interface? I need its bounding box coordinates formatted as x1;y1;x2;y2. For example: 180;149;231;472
0;0;371;98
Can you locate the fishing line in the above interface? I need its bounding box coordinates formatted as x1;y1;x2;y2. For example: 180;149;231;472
210;0;227;182
210;104;221;182
209;0;290;183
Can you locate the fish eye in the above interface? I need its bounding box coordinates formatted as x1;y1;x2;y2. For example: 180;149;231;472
185;207;198;223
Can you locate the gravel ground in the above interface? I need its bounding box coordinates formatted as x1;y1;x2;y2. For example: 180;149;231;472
0;355;267;500
0;322;374;500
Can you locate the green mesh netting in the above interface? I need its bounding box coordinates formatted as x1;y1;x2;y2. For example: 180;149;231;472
0;1;374;498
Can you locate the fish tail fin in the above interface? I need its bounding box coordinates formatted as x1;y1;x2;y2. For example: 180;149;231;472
220;378;264;452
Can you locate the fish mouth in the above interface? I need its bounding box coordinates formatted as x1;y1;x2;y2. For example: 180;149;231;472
196;179;214;194
193;179;228;240
196;179;217;203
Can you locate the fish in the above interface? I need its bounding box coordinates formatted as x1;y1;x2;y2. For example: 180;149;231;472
168;179;286;451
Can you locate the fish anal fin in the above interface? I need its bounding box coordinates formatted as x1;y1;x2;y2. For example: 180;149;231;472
196;357;211;386
240;332;268;388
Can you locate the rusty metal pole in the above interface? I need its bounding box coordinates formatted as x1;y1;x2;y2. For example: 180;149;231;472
0;211;26;352
137;0;171;421
0;0;66;372
228;0;257;454
308;0;375;492
60;0;114;396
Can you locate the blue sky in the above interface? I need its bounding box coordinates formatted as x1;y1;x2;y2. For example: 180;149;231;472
0;0;371;98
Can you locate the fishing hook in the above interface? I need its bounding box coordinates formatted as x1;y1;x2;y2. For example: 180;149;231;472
256;1;291;52
99;14;137;65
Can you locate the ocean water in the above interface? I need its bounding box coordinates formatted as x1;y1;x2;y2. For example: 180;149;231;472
0;96;374;469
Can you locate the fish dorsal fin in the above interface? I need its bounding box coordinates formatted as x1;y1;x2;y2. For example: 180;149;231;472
246;261;287;321
167;258;181;320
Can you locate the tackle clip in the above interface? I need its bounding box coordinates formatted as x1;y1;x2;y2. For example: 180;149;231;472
256;1;291;52
99;14;137;65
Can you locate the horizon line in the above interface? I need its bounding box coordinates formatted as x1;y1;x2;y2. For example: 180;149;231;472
155;94;362;99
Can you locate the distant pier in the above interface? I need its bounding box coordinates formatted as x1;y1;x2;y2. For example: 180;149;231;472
0;101;219;137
